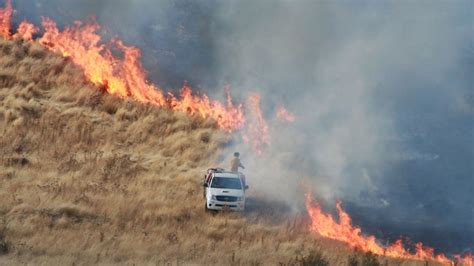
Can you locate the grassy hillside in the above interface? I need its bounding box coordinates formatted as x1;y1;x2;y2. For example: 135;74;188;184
0;38;434;265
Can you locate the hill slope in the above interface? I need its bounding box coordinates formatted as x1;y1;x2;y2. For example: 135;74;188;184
0;38;432;265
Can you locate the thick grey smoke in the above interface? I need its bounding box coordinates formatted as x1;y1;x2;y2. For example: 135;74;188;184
211;1;473;254
10;0;472;254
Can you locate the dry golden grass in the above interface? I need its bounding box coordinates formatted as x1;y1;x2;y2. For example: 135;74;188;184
0;38;438;265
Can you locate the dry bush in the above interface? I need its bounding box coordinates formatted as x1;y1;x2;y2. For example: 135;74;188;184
10;41;28;60
361;252;382;266
28;43;47;59
0;72;17;88
0;233;9;255
298;250;330;266
100;94;120;115
101;153;145;181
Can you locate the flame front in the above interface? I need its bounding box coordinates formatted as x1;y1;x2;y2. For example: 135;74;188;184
0;2;272;152
36;17;246;133
0;0;12;38
305;193;473;265
242;94;270;154
13;21;38;41
455;255;474;266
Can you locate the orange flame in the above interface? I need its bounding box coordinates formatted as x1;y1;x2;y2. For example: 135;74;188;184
0;1;269;152
454;255;474;266
37;17;246;132
305;193;473;265
242;94;270;155
169;85;245;132
13;21;39;41
0;0;12;38
276;105;296;122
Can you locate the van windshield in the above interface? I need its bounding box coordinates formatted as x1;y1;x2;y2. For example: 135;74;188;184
211;177;242;189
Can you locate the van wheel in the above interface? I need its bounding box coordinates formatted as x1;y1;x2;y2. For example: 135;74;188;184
204;202;209;212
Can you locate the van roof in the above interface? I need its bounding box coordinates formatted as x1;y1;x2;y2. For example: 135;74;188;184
213;172;240;178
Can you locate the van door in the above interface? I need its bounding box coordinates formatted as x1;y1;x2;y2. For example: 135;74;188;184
205;173;213;200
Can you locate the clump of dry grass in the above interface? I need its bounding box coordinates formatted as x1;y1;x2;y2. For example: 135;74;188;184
0;37;437;265
0;230;9;255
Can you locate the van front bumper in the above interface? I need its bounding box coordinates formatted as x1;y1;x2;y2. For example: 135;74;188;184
207;200;245;211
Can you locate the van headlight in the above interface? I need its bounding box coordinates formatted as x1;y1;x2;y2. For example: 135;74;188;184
211;195;217;200
236;196;243;201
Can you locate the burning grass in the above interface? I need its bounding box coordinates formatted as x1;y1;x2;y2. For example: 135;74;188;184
0;37;455;265
1;0;273;154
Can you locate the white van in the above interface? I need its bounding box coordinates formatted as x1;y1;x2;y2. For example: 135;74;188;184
203;168;248;211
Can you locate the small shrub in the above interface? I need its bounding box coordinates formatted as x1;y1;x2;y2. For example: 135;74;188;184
28;44;46;59
0;233;9;255
199;131;211;143
11;43;28;60
1;41;13;54
299;250;329;266
348;253;359;266
86;91;104;108
0;73;17;88
4;156;29;167
101;96;119;115
361;252;380;266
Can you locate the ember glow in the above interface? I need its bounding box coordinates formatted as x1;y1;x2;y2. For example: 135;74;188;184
305;193;473;265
